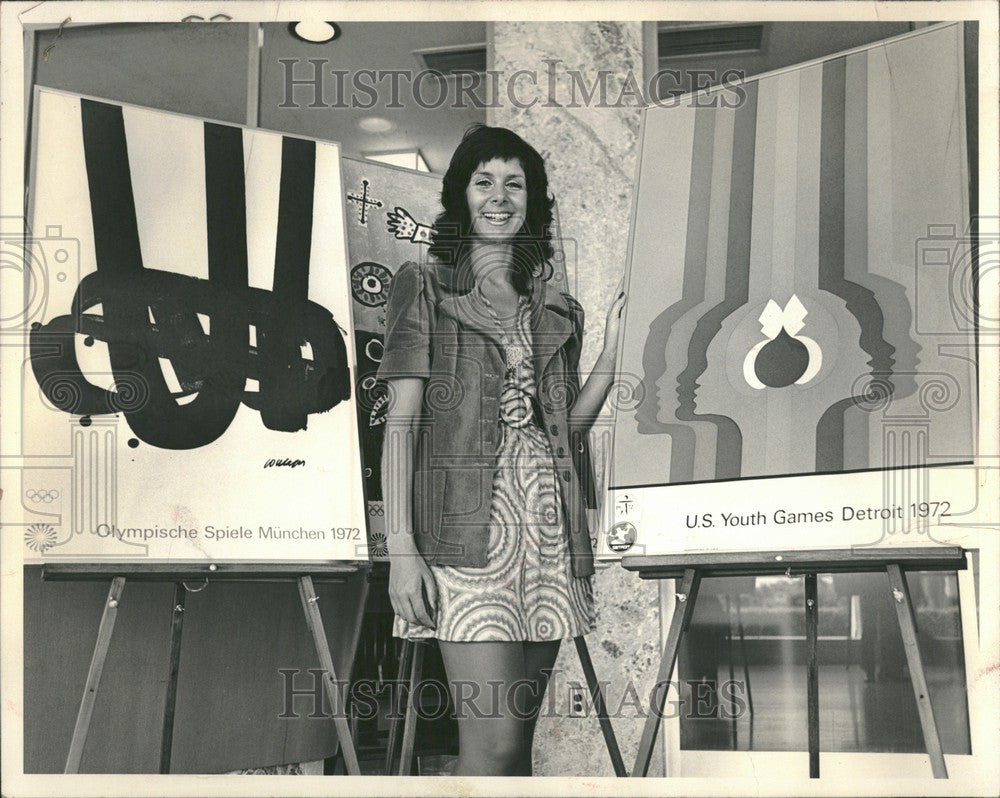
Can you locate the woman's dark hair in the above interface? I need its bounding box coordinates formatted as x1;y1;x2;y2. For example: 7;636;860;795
428;124;555;294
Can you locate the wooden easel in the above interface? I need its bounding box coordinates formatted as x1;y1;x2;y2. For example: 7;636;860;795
620;547;967;779
43;561;368;775
384;636;627;776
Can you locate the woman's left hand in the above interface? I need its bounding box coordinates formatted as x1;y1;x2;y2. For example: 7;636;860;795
601;275;627;363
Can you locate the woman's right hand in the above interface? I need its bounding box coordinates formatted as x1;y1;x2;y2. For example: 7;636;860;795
389;552;438;629
601;275;627;362
382;376;436;628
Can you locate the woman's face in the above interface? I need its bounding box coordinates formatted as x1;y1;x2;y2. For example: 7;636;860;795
465;157;527;242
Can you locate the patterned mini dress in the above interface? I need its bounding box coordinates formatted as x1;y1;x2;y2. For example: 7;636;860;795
393;289;596;642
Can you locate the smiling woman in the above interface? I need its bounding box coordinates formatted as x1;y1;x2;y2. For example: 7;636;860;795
466;159;527;239
376;125;626;776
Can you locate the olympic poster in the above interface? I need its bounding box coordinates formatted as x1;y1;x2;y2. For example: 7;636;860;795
600;24;993;558
15;88;367;562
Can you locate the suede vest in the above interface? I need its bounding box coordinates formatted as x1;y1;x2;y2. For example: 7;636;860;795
377;260;597;578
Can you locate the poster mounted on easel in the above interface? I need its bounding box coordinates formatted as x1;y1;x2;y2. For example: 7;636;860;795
15;88;367;563
601;23;993;559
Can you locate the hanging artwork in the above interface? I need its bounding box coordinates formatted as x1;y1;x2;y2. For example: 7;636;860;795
17;88;367;562
603;24;984;557
341;157;442;556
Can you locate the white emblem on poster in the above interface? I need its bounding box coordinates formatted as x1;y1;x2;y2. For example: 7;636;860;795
600;24;994;558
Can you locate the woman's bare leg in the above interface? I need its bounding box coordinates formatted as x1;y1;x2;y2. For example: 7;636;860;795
519;640;561;772
438;639;562;776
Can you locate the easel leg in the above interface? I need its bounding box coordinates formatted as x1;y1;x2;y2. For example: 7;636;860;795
65;576;126;773
885;564;949;778
297;576;361;776
735;596;754;716
384;638;414;776
326;749;346;775
725;596;737;750
398;640;425;775
573;636;626;776
158;582;187;774
631;567;701;778
734;596;754;750
805;573;820;779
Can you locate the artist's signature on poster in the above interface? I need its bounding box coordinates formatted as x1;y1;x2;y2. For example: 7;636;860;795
264;458;306;468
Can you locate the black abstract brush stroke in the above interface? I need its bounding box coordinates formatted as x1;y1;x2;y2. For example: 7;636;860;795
29;99;350;450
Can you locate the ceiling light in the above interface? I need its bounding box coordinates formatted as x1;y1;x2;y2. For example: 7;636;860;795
357;116;395;134
289;21;340;44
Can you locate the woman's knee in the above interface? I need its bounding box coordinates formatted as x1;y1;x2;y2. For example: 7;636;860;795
457;718;526;766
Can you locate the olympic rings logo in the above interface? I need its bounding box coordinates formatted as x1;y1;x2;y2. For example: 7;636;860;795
26;489;60;503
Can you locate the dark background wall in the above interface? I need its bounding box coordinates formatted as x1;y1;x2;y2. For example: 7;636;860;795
23;567;367;773
33;21;487;172
651;21;917;98
32;23;251;123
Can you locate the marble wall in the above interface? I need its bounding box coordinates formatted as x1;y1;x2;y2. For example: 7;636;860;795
488;21;664;777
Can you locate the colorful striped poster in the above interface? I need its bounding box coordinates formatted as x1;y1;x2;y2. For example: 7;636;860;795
604;24;981;557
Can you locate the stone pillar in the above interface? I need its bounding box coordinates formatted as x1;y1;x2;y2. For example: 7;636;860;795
489;21;663;777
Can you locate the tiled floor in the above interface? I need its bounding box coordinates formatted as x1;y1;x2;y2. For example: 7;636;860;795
680;663;970;753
